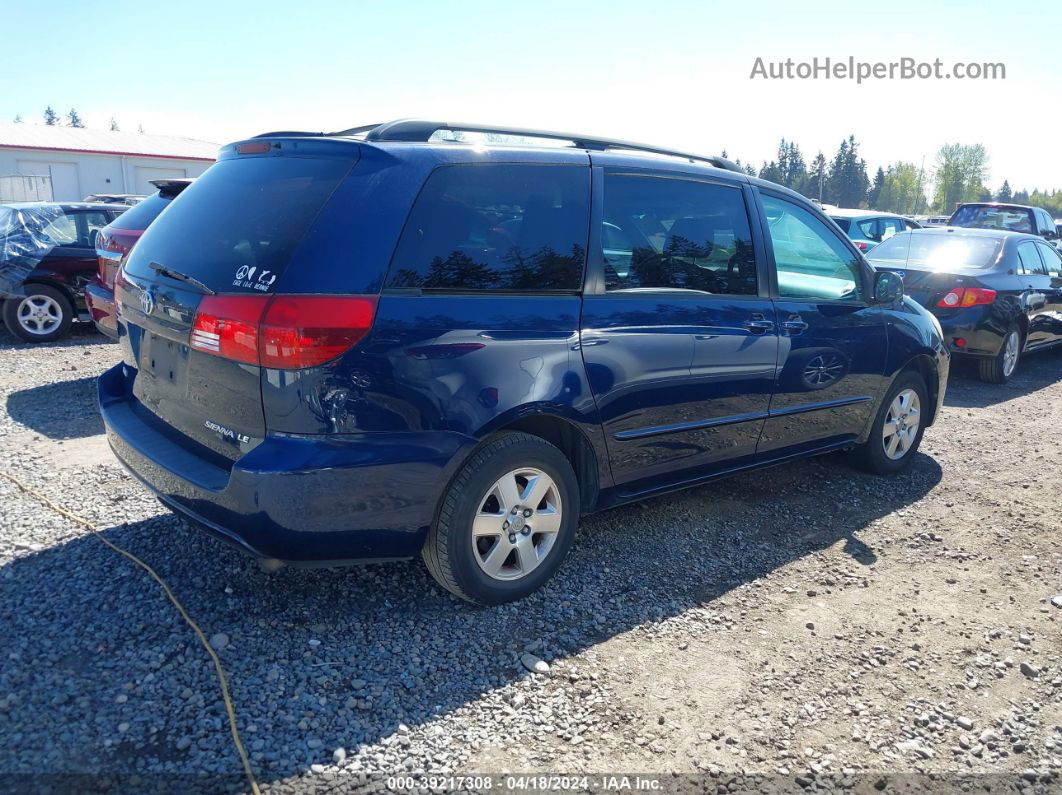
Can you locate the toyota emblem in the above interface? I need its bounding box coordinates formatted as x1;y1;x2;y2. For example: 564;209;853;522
139;287;156;316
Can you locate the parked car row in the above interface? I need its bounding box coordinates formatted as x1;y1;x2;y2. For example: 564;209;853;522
3;121;1058;606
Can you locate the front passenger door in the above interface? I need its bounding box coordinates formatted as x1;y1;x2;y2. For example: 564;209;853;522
756;192;888;457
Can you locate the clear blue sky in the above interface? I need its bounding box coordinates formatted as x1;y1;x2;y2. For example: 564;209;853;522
2;0;1059;189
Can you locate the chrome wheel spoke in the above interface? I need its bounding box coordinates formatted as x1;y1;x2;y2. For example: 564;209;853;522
479;538;512;577
533;507;562;536
472;512;504;537
522;473;550;510
514;537;541;574
493;473;522;514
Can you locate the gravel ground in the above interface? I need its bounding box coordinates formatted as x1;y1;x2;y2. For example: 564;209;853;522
0;322;1060;794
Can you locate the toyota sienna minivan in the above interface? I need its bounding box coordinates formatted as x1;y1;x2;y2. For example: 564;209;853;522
101;120;949;605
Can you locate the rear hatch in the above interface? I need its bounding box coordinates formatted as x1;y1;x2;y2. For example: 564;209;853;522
868;231;1002;308
116;147;358;461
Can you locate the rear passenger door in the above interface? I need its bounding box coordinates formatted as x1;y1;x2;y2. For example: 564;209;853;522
755;191;888;457
580;167;777;493
1036;242;1062;345
1018;241;1054;348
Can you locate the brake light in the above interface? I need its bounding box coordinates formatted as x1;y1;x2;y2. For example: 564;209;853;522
936;287;997;308
260;296;378;369
236;142;272;154
190;294;378;369
853;240;870;251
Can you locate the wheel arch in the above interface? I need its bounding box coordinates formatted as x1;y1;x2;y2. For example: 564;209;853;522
488;413;601;513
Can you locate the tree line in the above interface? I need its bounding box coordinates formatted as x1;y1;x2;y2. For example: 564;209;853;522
12;107;142;133
725;137;1062;217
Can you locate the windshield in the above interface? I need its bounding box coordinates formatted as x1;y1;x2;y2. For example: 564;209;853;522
122;156;353;293
949;205;1033;233
869;233;1002;269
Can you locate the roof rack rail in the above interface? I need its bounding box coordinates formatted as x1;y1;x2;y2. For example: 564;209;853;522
326;119;742;173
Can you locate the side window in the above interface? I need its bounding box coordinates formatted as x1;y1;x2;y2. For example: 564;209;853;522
37;211;78;246
76;211;111;248
1017;241;1046;275
600;174;757;295
857;219;881;242
762;194;864;301
881;218;905;240
388;164;588;290
904;219;920;230
1036;243;1062;275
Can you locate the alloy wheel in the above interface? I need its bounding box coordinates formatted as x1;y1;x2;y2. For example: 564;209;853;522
16;294;63;336
882;388;921;461
471;467;563;581
1002;331;1019;377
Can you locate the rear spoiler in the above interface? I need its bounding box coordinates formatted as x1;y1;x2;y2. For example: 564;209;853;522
149;178;194;196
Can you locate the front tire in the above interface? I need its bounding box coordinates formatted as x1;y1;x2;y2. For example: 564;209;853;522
3;284;74;343
850;371;928;475
422;431;580;606
978;325;1021;384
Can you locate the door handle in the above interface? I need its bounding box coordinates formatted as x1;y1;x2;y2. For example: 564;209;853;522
782;316;809;334
742;314;775;334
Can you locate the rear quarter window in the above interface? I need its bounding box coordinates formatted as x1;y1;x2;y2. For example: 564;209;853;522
387;164;589;291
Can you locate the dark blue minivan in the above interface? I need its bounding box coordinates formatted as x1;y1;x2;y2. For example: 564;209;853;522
100;120;949;605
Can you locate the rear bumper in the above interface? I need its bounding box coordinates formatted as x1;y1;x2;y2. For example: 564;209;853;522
85;280;119;339
99;364;476;563
931;306;1003;357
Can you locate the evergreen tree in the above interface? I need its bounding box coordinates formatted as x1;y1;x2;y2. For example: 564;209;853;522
1013;189;1030;203
66;108;85;128
996;180;1012;202
43;106;59;125
826;136;869;208
12;114;22;123
109;117;120;132
867;167;886;209
138;123;145;134
808;152;828;203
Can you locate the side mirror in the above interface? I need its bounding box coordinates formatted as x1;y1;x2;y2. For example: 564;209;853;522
874;271;904;304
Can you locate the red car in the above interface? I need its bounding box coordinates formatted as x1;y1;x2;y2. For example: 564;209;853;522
1;202;129;342
87;178;192;338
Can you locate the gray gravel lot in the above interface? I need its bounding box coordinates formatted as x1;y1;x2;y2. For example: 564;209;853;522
0;322;1060;794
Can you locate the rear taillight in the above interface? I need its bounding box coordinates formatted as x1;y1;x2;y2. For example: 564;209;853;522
852;240;870;251
190;295;270;365
190;294;378;369
96;229;143;288
936;287;997;308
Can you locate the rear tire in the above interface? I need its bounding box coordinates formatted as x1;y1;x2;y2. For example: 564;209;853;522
422;431;580;606
850;371;928;475
978;325;1021;384
3;284;74;343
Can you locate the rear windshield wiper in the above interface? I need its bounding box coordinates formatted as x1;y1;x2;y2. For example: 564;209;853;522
149;262;216;295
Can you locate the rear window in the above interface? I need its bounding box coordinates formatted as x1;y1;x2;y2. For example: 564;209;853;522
107;191;171;231
387;164;589;291
122;156;352;292
869;233;1002;269
829;217;851;232
949;205;1034;233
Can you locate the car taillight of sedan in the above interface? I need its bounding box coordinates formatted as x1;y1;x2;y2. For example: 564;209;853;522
96;228;145;289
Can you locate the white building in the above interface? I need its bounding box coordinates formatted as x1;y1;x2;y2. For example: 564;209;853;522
0;123;217;201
